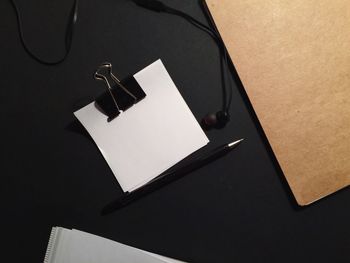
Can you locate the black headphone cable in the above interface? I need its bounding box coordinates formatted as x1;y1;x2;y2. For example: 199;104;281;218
9;0;78;66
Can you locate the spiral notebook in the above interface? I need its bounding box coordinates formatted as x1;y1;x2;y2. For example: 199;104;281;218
44;227;185;263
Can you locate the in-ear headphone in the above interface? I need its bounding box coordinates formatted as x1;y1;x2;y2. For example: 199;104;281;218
202;110;230;130
132;0;233;130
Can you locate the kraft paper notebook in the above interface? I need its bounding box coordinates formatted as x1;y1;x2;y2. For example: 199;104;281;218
206;0;350;205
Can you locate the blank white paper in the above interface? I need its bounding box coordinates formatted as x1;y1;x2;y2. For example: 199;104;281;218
74;60;209;192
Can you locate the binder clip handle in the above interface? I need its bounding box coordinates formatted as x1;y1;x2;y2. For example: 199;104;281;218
94;62;146;122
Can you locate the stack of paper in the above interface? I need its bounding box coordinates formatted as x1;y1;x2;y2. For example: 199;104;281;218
44;227;185;263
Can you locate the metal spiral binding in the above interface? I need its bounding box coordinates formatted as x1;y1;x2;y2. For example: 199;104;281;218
44;227;58;263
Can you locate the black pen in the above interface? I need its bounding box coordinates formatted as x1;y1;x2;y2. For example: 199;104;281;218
102;138;244;215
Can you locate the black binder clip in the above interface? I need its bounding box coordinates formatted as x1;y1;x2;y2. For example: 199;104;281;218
94;62;146;122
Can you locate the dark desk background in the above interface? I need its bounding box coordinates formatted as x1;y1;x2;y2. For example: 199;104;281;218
1;0;349;262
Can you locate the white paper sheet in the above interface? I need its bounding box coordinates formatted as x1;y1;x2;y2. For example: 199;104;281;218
74;60;209;192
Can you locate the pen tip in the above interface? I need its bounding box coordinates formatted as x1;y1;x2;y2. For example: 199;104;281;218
228;138;245;148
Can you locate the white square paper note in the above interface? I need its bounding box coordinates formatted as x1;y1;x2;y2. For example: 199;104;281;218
74;60;209;192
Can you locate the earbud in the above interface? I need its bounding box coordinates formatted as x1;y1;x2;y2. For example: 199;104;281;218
201;110;230;130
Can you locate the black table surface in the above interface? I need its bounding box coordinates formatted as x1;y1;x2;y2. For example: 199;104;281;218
1;1;349;262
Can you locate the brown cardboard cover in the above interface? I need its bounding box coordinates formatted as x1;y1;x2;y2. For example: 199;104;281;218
206;0;350;205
